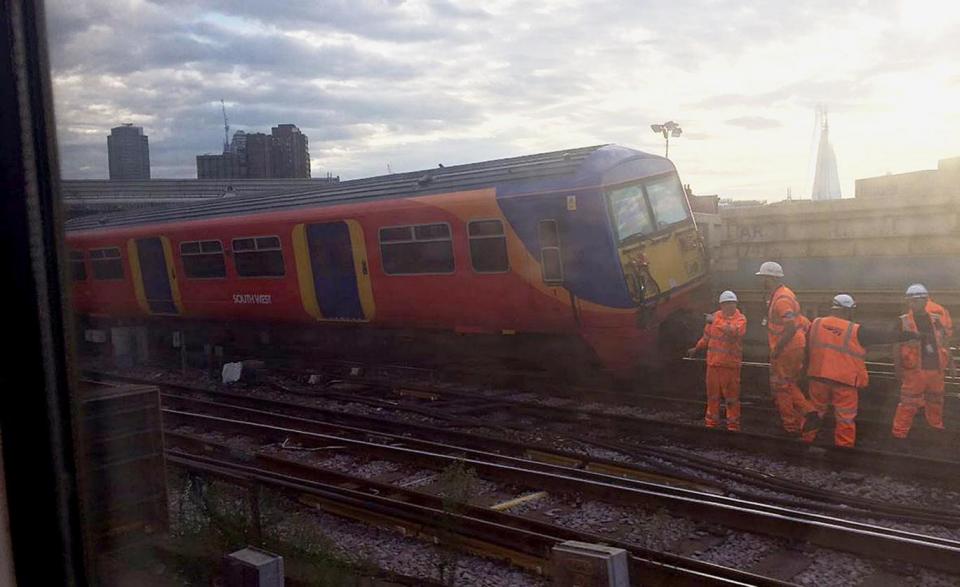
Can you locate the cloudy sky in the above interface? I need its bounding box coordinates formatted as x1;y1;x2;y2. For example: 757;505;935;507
46;0;960;200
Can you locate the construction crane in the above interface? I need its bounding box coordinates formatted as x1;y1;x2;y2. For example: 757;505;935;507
220;99;230;153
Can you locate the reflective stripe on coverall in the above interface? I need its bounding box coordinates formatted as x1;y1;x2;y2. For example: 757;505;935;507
802;316;868;447
695;309;747;430
766;285;814;433
893;307;951;438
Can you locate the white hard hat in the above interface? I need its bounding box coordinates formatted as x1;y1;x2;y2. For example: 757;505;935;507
718;290;738;304
755;261;784;278
832;294;856;309
905;283;929;299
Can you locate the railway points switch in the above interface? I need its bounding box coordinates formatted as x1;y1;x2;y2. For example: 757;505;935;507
551;540;628;587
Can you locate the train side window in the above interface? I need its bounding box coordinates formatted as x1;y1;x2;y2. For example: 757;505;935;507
69;250;87;281
538;220;563;283
379;222;454;275
180;240;226;279
89;247;124;280
232;235;285;277
468;219;509;273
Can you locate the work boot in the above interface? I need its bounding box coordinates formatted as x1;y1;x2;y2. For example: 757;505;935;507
801;411;822;437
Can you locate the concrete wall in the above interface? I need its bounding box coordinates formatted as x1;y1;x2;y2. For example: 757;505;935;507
707;195;960;358
855;155;960;200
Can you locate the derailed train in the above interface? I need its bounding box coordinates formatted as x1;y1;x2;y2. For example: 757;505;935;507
65;144;709;376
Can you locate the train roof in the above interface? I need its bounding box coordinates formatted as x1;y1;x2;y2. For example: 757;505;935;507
66;144;647;231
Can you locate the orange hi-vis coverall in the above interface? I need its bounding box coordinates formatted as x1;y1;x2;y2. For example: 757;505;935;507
802;316;869;447
766;284;814;433
926;299;954;337
893;301;953;438
694;309;747;431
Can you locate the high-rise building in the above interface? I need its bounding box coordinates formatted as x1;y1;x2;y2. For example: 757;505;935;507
811;107;841;201
107;124;151;179
196;124;311;179
244;133;274;179
229;130;247;155
271;124;310;178
196;152;242;179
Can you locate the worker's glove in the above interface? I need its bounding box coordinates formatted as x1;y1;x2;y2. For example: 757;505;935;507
704;314;715;324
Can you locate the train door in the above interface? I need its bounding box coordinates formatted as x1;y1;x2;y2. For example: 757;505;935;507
293;220;374;321
131;237;179;314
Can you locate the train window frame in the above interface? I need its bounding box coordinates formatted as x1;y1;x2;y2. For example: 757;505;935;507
607;181;657;243
231;235;286;278
644;173;690;231
89;247;125;280
467;219;509;274
378;222;456;276
69;250;86;281
179;239;227;280
604;172;692;245
538;220;564;284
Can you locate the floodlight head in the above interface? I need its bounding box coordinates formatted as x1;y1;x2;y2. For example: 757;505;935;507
671;128;683;137
650;124;664;133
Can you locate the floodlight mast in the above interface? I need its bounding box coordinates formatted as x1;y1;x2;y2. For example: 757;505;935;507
651;120;682;158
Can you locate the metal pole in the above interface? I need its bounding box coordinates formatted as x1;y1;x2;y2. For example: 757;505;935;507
665;135;670;159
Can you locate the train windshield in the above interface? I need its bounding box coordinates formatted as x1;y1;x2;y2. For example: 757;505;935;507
608;173;689;242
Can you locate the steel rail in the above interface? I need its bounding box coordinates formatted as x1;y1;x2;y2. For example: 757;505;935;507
167;441;778;587
161;405;960;575
156;384;960;527
349;379;960;485
80;377;960;526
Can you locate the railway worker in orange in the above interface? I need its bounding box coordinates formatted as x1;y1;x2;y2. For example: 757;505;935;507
755;261;819;436
687;290;747;431
802;294;918;447
923;291;954;340
892;284;955;439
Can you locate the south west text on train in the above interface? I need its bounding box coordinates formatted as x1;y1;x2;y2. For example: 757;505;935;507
65;144;709;376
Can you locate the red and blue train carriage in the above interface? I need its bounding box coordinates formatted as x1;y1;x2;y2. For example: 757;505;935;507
66;144;708;375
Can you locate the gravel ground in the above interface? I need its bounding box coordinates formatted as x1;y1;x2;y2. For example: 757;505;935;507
791;549;874;586
251;380;960;525
535;498;701;552
274;507;546;586
913;568;960;586
397;470;440;488
165;366;960;531
686;445;960;513
619;508;702;551
691;531;777;568
108;364;960;585
166;450;546;586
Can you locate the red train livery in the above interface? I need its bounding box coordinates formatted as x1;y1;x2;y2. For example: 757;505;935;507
66;145;708;375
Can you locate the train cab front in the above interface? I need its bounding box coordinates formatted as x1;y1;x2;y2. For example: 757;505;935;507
601;169;709;372
607;172;707;317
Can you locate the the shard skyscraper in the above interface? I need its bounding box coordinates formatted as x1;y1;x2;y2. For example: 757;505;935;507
811;106;842;200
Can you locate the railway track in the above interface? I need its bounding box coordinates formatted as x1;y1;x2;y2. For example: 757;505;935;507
154;380;960;527
152;346;960;457
86;368;960;510
253;366;960;487
85;370;960;584
169;437;782;586
255;353;960;457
